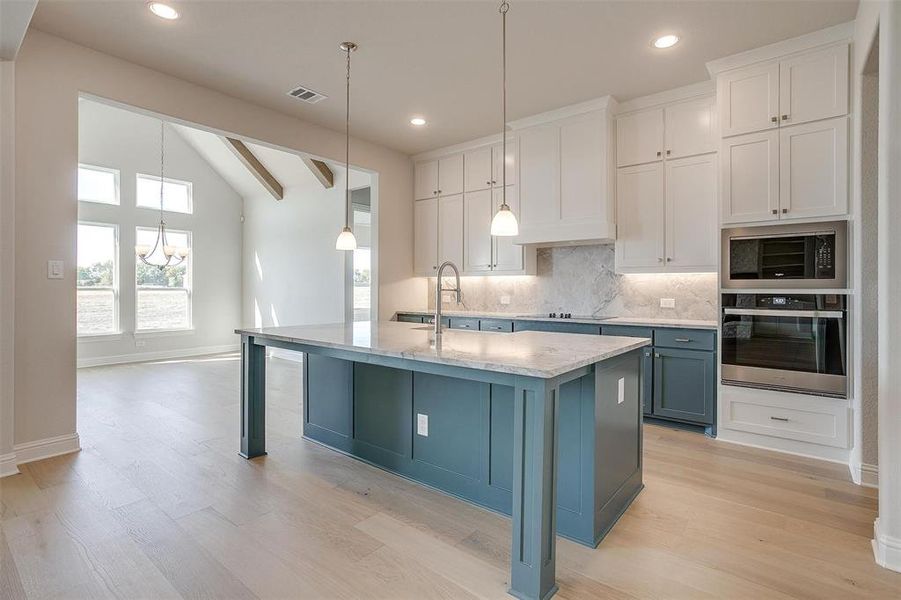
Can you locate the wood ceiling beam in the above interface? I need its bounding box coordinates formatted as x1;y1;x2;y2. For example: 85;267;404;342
302;157;334;189
222;137;284;200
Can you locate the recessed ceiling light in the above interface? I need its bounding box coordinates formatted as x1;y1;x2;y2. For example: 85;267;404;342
410;117;427;126
148;2;179;20
653;34;680;49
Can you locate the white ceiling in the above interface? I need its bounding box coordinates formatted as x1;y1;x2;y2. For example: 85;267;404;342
32;0;858;155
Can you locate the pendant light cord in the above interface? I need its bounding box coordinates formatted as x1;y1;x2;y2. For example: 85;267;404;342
345;44;351;229
500;0;509;208
159;121;166;227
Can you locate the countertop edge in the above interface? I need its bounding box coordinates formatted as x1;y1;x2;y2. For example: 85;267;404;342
395;310;718;331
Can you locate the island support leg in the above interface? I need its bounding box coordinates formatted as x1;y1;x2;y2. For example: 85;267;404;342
239;335;267;458
510;377;559;600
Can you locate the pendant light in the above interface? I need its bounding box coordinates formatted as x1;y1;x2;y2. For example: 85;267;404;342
335;41;358;251
490;0;519;237
135;121;190;268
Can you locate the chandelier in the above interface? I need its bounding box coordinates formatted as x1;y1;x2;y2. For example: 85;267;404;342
490;0;519;237
135;121;190;268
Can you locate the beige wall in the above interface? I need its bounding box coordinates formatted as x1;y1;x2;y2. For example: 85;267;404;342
13;29;423;448
0;61;15;473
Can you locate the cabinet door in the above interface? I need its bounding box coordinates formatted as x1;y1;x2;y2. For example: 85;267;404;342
414;198;438;275
665;154;718;270
615;162;665;269
779;44;849;127
438;194;464;267
718;62;779;137
464;146;493;193
641;347;653;417
414;160;439;200
720;130;779;224
492;186;523;272
463;190;493;272
560;111;605;221
665;97;717;159
491;141;516;187
438;154;464;197
653;348;715;425
517;124;560;229
779;116;848;220
616;108;663;167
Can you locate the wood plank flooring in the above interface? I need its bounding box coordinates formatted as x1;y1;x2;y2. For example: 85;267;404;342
1;353;899;599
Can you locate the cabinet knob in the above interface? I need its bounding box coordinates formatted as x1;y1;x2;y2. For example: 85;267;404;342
771;209;778;215
771;116;778;123
666;257;672;262
782;208;788;214
491;180;497;185
656;151;662;157
658;257;664;262
781;114;789;121
666;150;671;156
487;180;492;185
438;189;442;194
770;416;790;422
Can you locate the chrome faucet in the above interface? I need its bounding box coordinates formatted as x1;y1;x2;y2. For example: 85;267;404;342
434;261;462;336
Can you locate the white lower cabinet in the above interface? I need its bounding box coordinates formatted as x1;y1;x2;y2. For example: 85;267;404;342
414;198;438;276
665;154;718;270
615;163;665;269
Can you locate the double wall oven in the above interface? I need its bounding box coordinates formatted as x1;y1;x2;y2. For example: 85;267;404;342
720;221;848;398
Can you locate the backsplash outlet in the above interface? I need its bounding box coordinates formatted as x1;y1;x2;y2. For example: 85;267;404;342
428;245;718;321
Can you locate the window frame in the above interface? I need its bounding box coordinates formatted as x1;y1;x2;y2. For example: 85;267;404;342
77;163;121;206
76;220;120;337
134;225;193;333
135;172;194;215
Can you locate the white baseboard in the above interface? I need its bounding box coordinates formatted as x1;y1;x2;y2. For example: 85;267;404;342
874;518;901;572
850;462;879;488
715;428;851;464
0;452;19;478
11;433;80;467
77;344;239;368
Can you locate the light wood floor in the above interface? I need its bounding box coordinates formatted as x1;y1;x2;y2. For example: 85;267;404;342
2;354;899;600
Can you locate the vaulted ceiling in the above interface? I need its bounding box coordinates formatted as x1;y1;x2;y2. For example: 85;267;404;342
32;0;858;154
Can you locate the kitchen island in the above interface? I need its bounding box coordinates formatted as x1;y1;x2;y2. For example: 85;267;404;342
236;321;650;600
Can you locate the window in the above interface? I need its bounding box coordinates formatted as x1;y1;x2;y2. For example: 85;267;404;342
78;164;120;205
136;173;193;214
135;227;192;331
77;223;118;335
352;206;371;322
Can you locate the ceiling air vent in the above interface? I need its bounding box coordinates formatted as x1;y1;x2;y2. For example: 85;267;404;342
286;85;328;104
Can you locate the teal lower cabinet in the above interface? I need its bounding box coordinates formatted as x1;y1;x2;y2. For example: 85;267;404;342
652;347;715;425
303;353;643;548
396;313;424;323
515;320;601;335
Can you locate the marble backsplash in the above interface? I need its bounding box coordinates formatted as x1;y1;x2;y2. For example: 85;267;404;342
428;244;719;321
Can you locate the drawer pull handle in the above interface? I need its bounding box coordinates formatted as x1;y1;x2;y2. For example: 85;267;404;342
674;338;691;343
770;416;790;422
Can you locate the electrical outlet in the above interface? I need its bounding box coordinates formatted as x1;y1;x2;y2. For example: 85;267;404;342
660;298;675;309
416;413;429;437
500;295;511;306
135;340;146;348
617;377;625;404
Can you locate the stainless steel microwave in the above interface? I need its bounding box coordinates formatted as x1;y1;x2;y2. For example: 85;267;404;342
721;221;847;289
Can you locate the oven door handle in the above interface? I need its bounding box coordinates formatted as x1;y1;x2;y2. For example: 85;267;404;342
723;308;844;318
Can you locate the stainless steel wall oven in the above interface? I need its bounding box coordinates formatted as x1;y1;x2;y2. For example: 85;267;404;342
721;293;847;398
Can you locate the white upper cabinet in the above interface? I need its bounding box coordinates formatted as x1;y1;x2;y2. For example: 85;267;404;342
665;154;718;270
718;62;780;137
516;104;615;245
438;154;464;197
464;146;493;193
463;189;493;272
721;130;779;224
491;141;516;187
779;116;848;220
492;186;524;272
414;198;438;275
438;194;464;267
615;162;665;270
414;159;439;200
616;108;664;167
779;44;849;127
664;97;717;159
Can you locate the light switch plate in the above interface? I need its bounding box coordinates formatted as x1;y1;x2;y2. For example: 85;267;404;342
617;377;625;404
47;260;64;279
416;413;428;437
660;298;675;309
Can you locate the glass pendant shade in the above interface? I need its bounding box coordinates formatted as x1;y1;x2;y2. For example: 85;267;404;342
490;204;519;236
335;226;357;250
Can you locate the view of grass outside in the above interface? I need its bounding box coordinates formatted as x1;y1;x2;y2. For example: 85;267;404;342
77;223;118;335
353;247;371;321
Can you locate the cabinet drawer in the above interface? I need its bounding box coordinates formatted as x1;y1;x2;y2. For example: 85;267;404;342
397;314;424;323
722;386;850;448
479;319;513;332
516;321;600;335
601;325;654;342
449;317;479;330
654;328;715;351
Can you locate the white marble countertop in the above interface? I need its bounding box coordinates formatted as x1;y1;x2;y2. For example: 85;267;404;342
396;310;718;331
236;321;650;379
